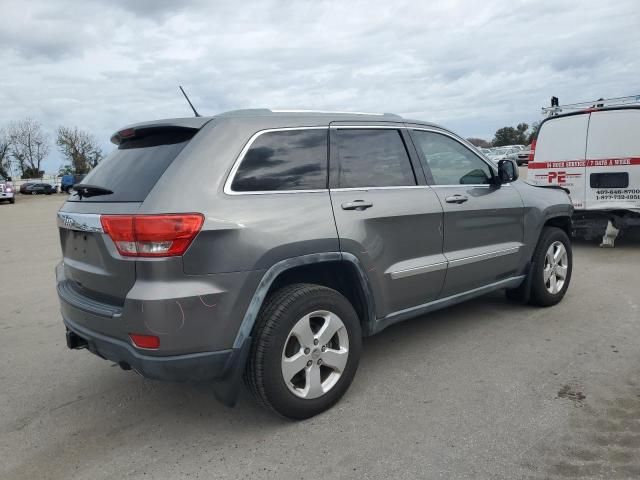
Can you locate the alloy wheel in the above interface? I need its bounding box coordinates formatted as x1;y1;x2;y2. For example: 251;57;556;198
543;241;568;294
281;310;349;399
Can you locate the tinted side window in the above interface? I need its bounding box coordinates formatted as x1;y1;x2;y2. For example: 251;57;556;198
412;131;493;185
335;129;416;188
231;129;327;192
590;172;629;188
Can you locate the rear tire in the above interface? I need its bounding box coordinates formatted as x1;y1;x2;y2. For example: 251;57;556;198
529;227;572;307
244;283;362;419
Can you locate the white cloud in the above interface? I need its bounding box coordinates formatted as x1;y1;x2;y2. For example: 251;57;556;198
1;0;639;172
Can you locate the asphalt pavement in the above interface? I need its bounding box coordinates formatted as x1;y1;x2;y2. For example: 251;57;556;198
1;193;639;479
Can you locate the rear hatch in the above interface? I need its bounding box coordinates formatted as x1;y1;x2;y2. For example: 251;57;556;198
58;120;209;302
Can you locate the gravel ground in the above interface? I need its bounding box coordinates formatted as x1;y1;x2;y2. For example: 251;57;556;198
1;193;639;480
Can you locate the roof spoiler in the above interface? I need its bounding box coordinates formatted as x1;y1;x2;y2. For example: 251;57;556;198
110;118;213;145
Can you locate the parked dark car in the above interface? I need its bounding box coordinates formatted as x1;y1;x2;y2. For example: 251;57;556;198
26;183;56;195
19;182;37;194
57;109;574;419
61;174;86;193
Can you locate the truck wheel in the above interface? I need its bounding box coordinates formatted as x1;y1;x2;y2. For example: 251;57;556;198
245;283;362;419
9;198;15;204
529;227;572;307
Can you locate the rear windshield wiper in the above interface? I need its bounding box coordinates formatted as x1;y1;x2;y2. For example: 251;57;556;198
73;184;114;199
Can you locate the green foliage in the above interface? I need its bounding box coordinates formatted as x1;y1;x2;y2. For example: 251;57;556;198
492;122;532;147
21;167;44;179
58;164;74;176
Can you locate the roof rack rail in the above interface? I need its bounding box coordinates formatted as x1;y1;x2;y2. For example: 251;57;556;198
542;95;640;117
270;109;401;117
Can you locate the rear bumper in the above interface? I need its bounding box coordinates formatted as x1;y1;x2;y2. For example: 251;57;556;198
55;257;263;384
63;315;235;382
1;192;15;200
55;260;262;354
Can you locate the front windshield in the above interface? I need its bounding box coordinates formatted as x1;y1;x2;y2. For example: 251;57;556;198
492;148;507;155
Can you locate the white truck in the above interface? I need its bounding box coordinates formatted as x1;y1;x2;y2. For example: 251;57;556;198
0;176;15;204
528;96;640;246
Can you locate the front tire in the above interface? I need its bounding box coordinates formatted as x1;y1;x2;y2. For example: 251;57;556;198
245;283;362;419
529;227;573;307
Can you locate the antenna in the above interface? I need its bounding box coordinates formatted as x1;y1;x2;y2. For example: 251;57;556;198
179;85;201;117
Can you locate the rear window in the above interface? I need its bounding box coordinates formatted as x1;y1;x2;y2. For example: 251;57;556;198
230;129;328;192
68;129;195;202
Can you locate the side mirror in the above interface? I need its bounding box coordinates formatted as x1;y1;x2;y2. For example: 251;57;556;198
497;159;519;184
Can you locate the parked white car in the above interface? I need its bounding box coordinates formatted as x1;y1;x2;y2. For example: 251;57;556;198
515;148;532;166
488;147;520;162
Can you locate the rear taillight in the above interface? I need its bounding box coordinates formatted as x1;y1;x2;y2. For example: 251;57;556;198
101;214;204;257
528;138;536;163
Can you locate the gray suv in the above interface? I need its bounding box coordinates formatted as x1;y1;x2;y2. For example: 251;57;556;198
56;110;573;419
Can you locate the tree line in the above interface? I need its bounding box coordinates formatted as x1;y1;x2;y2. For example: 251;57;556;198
467;122;540;148
0;118;103;180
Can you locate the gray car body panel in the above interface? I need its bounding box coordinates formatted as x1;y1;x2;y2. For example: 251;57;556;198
56;109;573;385
511;181;574;259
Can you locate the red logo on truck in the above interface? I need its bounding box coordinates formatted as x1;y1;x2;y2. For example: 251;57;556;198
548;171;567;184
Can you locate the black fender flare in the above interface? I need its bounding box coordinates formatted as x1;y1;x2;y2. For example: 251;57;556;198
232;252;376;349
213;252;376;407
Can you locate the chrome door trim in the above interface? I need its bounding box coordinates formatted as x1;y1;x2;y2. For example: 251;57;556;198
447;244;522;268
223;126;329;196
386;243;521;280
57;212;103;233
388;261;448;280
330;185;432;192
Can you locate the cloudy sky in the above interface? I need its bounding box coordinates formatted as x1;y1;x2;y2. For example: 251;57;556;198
1;0;639;173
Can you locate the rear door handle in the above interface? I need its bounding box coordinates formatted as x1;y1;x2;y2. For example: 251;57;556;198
341;200;373;211
445;194;468;204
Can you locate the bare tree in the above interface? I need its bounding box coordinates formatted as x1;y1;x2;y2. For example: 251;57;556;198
8;118;50;178
0;129;11;179
56;126;104;174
